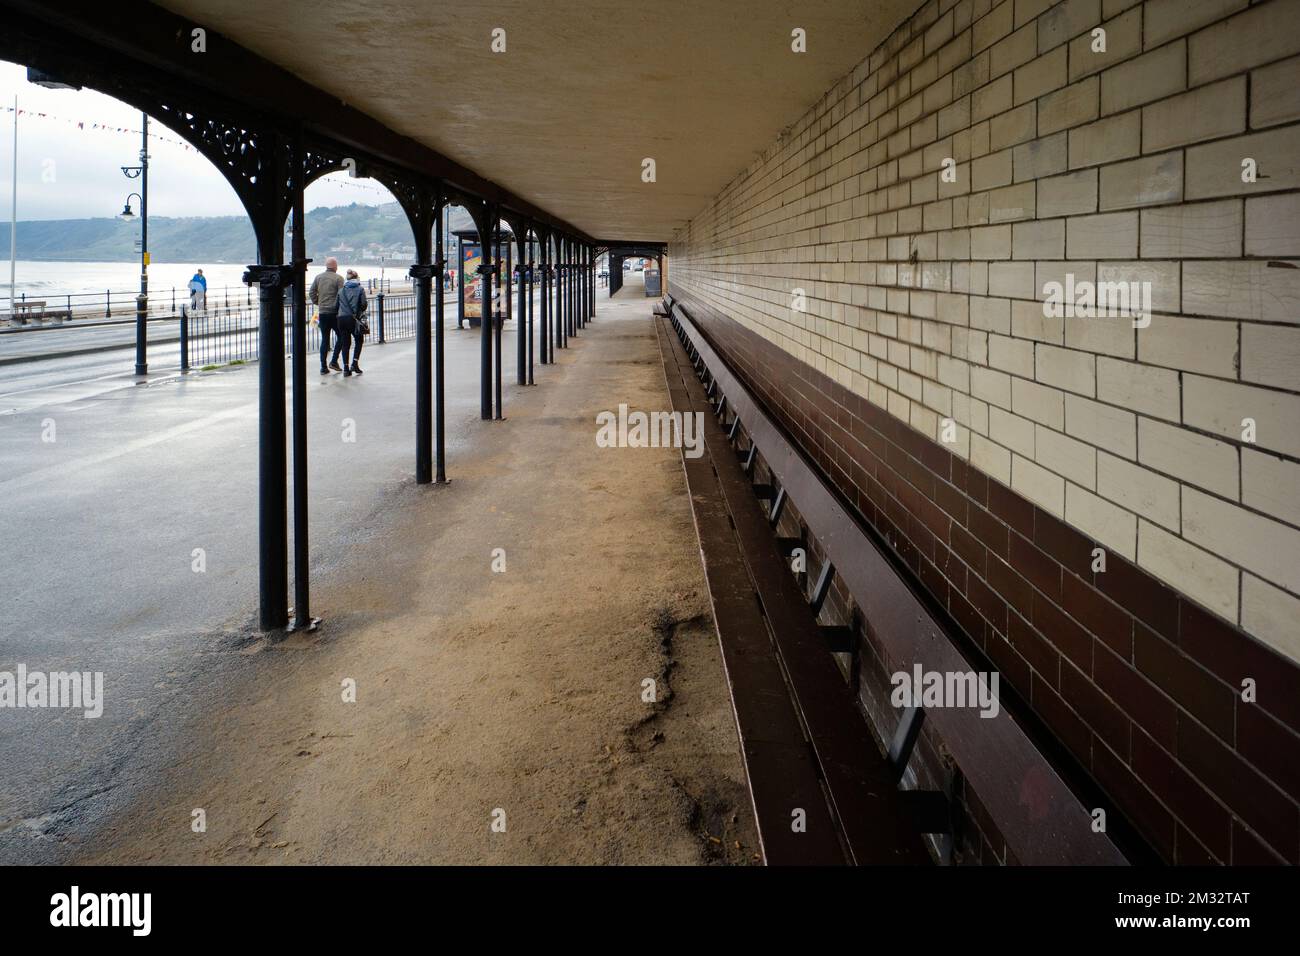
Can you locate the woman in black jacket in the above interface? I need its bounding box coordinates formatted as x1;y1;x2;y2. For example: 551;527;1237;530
333;269;369;377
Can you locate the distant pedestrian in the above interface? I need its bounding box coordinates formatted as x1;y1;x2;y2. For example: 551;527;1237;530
334;268;368;377
188;268;207;311
309;257;345;375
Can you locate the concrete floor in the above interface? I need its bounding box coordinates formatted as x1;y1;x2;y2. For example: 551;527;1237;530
0;283;756;864
611;270;648;299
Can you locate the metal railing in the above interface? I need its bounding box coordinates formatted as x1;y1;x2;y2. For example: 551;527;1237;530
177;292;416;370
1;276;399;324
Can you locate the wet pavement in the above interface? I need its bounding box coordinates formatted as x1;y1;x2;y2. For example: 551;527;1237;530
0;305;548;862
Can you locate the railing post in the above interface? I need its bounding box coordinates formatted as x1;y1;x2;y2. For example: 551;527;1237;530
105;289;110;318
180;304;190;371
377;292;386;344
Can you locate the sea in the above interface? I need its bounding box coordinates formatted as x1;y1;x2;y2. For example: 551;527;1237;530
1;259;406;311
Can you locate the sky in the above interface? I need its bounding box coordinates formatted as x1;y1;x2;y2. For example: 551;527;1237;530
0;60;397;222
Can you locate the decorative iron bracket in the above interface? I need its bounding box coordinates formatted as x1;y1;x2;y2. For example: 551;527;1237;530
243;264;294;288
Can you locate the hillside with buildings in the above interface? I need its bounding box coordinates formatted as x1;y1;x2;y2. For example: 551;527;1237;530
1;201;416;264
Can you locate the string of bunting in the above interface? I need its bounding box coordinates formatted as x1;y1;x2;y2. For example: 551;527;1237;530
4;104;200;151
1;106;387;194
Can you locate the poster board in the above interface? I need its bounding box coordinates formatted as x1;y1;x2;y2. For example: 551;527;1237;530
462;242;483;320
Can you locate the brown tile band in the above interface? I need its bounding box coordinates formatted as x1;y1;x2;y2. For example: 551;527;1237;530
668;284;1300;865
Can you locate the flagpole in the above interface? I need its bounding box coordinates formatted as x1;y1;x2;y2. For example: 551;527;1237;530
9;95;16;320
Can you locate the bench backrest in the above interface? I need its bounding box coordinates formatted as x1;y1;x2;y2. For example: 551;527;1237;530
672;299;1128;866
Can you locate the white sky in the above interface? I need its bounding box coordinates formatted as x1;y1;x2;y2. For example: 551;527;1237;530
0;60;397;221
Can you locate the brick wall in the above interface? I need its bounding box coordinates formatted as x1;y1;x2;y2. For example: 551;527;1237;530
669;0;1300;863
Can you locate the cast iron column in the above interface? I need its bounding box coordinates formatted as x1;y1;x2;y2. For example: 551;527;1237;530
540;239;550;364
495;226;504;419
479;210;494;419
562;240;571;343
412;235;433;485
516;242;526;386
288;130;313;630
244;259;291;632
435;199;447;482
527;244;535;383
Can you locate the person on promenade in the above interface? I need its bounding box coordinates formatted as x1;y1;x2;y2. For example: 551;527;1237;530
188;268;207;311
333;268;368;377
309;257;345;375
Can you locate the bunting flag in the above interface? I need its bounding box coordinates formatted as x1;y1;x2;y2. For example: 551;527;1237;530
3;105;200;151
1;106;390;195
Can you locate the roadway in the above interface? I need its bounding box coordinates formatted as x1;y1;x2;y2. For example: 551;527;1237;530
0;297;577;862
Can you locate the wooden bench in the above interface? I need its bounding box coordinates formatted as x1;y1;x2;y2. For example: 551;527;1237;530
655;309;932;866
9;300;72;326
667;300;1130;866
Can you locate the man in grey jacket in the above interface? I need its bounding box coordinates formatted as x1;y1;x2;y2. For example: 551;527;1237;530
309;257;345;374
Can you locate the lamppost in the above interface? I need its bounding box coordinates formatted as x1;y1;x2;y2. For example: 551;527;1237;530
117;113;149;375
24;70;83;321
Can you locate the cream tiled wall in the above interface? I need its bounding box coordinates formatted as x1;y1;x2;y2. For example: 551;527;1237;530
669;0;1300;660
